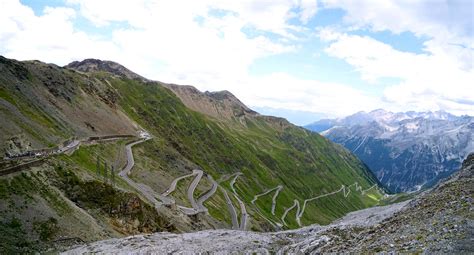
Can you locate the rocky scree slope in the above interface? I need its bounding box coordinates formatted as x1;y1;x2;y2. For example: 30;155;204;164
306;109;474;192
313;152;474;253
1;56;384;252
64;153;474;254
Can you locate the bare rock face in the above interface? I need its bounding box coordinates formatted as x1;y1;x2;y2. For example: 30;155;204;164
62;200;410;254
162;84;258;121
66;59;147;81
162;83;294;132
4;134;32;157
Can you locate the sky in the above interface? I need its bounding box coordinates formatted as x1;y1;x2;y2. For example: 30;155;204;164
0;0;473;125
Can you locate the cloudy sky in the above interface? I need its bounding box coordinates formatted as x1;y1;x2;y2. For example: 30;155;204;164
1;0;473;125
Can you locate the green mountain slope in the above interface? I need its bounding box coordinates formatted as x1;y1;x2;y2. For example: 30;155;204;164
110;76;384;228
0;56;385;251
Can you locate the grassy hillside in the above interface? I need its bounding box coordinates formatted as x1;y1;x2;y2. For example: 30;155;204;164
0;56;138;153
107;73;384;228
0;56;385;251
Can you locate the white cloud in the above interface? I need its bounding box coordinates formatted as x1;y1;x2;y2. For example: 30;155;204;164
0;0;472;120
239;73;381;117
0;0;122;64
321;0;473;72
317;0;474;115
322;0;473;43
67;0;317;37
319;28;474;115
298;0;318;24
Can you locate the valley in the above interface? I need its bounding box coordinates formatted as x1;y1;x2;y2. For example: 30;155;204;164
1;56;470;254
0;56;384;252
1;1;472;253
306;109;474;192
63;152;474;254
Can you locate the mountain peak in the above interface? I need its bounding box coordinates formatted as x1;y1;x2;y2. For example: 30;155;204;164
369;109;389;114
203;90;253;112
65;59;147;81
162;83;258;121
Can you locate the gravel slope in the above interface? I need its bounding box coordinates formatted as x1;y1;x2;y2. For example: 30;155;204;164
63;200;409;254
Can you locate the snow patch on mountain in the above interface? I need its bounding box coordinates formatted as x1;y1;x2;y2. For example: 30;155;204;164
305;109;474;192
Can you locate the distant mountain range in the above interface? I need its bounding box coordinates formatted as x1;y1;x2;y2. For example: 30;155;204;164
305;109;474;192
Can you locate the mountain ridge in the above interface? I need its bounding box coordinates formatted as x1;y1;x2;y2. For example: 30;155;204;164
65;58;148;81
0;56;385;252
305;109;474;192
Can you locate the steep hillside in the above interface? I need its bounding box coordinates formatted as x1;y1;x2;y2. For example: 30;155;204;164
99;66;385;228
1;56;384;252
0;56;139;154
305;109;474;192
162;83;258;121
64;153;474;254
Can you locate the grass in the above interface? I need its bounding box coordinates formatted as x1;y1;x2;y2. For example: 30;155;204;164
0;217;36;254
53;165;176;233
379;192;416;205
59;139;131;181
107;76;384;229
0;57;386;232
0;88;16;105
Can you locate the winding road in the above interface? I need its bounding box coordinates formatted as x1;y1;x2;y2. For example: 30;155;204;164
117;135;381;231
280;182;380;227
118;138;165;209
7;130;384;231
187;170;204;210
229;173;248;230
196;175;218;213
160;169;214;215
161;171;197;197
251;185;283;216
271;186;283;215
220;186;239;229
117;139;383;229
281;199;301;226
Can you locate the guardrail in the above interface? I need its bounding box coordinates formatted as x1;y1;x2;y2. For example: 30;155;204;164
86;134;135;141
0;158;46;176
